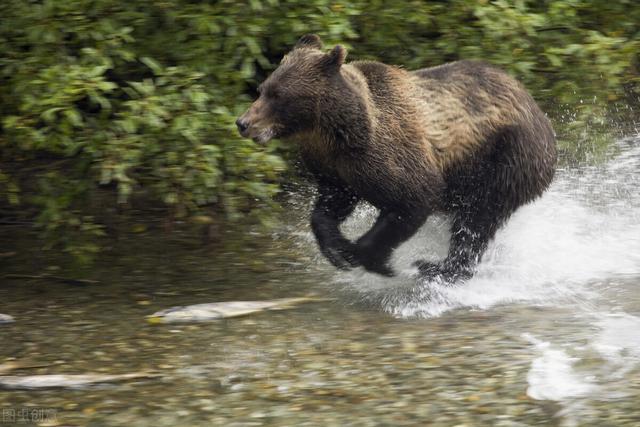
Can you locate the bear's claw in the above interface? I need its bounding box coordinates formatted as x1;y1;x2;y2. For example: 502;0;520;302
323;244;360;270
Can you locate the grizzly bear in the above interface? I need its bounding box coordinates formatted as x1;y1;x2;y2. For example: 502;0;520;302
236;34;556;280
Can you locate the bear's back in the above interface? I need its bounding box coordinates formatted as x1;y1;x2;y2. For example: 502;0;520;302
343;59;554;199
413;60;534;119
353;59;550;171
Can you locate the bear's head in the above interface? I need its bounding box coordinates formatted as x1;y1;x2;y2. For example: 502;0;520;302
236;34;347;145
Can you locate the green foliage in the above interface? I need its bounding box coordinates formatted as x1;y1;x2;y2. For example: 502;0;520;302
1;0;638;262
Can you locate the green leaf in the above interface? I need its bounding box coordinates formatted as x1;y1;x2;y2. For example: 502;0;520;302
141;56;163;75
64;109;83;127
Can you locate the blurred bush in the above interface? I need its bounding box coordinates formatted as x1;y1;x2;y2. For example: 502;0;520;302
1;0;638;261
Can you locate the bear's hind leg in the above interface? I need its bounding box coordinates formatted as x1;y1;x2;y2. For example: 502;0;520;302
416;207;510;282
445;208;508;278
416;124;554;282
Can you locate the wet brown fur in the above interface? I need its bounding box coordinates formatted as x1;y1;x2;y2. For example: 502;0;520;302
237;35;556;280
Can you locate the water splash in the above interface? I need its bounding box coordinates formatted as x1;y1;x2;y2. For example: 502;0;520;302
522;311;640;422
523;333;596;401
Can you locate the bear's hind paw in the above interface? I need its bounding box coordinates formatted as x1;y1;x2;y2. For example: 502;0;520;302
413;260;472;283
413;260;441;277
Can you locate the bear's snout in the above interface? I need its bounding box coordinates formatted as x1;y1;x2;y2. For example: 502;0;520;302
235;103;277;144
236;118;250;136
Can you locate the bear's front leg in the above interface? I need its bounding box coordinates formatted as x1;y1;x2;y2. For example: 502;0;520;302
355;209;428;277
311;184;360;270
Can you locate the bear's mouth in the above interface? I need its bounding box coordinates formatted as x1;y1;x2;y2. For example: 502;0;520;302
251;127;276;145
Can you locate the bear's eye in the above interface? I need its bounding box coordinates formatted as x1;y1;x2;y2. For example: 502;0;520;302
266;88;280;99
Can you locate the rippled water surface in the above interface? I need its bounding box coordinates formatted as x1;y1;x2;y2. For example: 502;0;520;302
1;137;639;426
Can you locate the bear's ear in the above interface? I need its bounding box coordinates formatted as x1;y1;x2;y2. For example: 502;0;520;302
320;45;347;72
295;34;323;50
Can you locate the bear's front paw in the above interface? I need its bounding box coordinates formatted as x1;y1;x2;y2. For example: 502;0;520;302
321;239;360;270
355;245;395;277
361;261;395;277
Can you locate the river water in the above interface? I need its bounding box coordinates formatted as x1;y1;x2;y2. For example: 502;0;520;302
1;136;639;426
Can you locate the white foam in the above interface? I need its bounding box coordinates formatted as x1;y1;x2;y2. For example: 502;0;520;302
592;313;640;363
523;334;596;401
523;312;640;408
